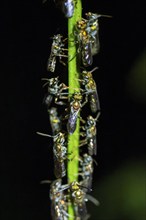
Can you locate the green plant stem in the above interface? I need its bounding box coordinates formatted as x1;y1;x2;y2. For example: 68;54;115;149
67;0;82;218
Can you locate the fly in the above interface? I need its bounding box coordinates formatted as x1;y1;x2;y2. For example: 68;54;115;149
49;179;69;220
80;113;100;155
66;92;88;134
79;153;94;192
69;181;88;218
47;34;68;72
48;107;62;135
84;12;101;56
58;181;89;218
42;76;69;109
80;67;101;113
74;19;93;67
36;132;68;178
51;132;67;178
85;12;112;55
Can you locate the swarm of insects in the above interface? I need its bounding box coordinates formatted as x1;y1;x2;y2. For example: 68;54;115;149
38;1;111;219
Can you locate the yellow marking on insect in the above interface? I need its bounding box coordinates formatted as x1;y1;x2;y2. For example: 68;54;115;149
52;119;59;123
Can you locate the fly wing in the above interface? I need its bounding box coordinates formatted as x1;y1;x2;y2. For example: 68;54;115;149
43;93;53;109
82;175;93;192
89;90;100;113
82;40;93;67
88;135;97;156
93;135;97;155
54;154;66;178
47;55;56;72
91;32;100;56
51;201;56;220
62;0;74;18
67;106;79;134
77;201;88;218
49;116;62;135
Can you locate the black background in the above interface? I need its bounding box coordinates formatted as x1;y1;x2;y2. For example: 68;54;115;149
0;0;146;220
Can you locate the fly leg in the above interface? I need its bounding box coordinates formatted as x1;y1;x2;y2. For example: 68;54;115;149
79;138;87;147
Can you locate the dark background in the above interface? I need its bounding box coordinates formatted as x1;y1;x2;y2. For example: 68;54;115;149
0;0;146;220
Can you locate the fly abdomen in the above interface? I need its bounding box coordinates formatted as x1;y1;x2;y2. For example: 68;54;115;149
44;93;53;108
88;137;97;156
82;41;93;67
47;55;56;72
89;92;100;113
62;0;74;18
54;160;66;178
67;113;78;134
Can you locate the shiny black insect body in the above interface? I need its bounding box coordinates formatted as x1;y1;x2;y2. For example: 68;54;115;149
81;67;100;113
80;113;100;155
42;77;69;108
79;153;94;192
47;34;68;72
67;92;88;134
48;107;62;135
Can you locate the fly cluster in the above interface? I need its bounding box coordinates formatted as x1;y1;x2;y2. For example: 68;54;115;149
38;2;111;219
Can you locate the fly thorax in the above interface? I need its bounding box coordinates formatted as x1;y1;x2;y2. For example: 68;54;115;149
89;79;95;89
90;126;96;135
